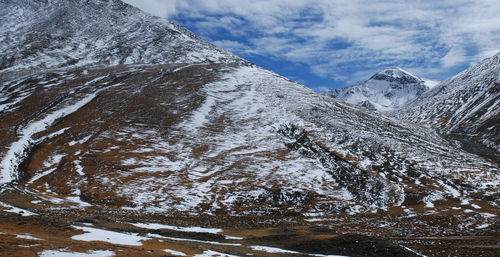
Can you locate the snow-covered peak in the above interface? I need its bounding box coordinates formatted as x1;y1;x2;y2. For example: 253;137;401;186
0;0;243;72
374;67;418;80
325;67;431;112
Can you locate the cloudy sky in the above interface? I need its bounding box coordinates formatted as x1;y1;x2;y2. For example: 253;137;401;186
123;0;500;90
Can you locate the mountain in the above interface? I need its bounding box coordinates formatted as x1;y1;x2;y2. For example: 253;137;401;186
0;0;242;72
0;0;498;256
395;52;500;160
325;67;438;112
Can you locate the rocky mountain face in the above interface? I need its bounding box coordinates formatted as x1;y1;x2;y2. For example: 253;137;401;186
394;53;500;161
325;67;438;112
0;0;498;256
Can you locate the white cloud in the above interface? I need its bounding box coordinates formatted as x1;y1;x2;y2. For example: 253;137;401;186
441;48;467;68
123;0;500;82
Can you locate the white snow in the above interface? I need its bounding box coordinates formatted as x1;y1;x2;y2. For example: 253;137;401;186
164;249;187;256
172;64;198;73
27;168;56;184
476;223;490;229
470;204;481;209
0;201;37;216
224;235;244;240
193;250;241;257
40;127;71;142
68;135;92;146
250;245;300;254
74;160;85;176
380;67;417;78
66;189;92;207
304;218;337;222
400;246;428;257
44;154;66;168
310;254;351;257
148;234;241;247
39;250;115;257
180;92;216;131
480;212;496;218
0;92;31;113
132;223;222;234
16;234;43;240
71;226;147;246
1;91;101;184
26;152;68;184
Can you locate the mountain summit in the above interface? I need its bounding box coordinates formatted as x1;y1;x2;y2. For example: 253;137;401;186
325;67;438;111
0;0;242;72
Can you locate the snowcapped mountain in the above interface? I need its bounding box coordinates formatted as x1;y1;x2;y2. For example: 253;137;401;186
0;0;498;256
395;52;500;160
325;67;438;111
0;0;242;72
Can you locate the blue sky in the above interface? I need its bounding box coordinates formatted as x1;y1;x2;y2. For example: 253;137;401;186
123;0;500;91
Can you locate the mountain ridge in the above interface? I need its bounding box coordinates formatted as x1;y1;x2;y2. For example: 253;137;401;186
394;52;500;160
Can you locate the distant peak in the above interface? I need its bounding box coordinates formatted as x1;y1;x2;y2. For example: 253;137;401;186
377;67;418;79
369;66;422;84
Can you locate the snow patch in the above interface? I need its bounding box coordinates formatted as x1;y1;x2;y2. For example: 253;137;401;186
250;245;300;254
27;168;57;184
71;226;147;246
470;203;481;209
16;234;43;240
400;245;428;257
0;202;37;216
1;91;101;184
148;233;241;246
74;160;85;176
163;249;187;256
43;154;66;168
68;135;92;146
225;235;244;240
66;189;92;207
132;222;222;234
39;250;115;257
476;223;490;229
193;250;240;257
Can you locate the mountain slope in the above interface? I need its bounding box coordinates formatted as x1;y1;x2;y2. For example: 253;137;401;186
3;63;497;215
395;52;500;159
325;67;437;111
0;0;499;256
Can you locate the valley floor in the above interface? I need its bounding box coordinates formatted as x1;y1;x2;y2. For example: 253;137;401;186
1;190;498;257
